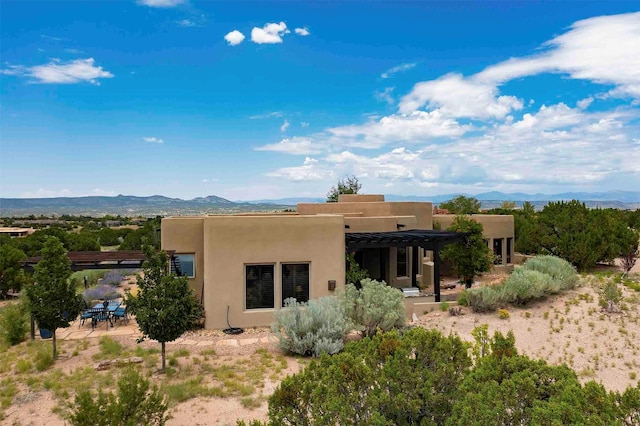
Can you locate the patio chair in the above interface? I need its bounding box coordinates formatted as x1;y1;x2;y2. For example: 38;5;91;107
89;308;112;330
79;309;94;327
112;306;129;325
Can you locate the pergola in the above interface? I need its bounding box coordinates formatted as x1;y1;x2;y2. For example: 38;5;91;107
345;229;468;302
22;250;149;272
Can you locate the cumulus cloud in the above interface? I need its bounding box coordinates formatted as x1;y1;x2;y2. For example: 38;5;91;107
256;137;322;155
400;12;640;118
1;58;113;85
143;137;164;144
381;63;416;79
138;0;186;7
258;12;640;192
280;119;290;132
266;161;331;181
224;30;245;46
251;22;289;44
294;27;310;36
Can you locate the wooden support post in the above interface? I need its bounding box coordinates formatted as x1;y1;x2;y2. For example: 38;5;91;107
433;248;441;303
411;246;419;288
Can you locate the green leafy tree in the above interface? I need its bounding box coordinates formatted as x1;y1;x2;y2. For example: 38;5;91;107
68;368;168;426
345;252;369;286
441;215;494;287
126;246;203;373
440;195;481;214
326;175;361;202
25;236;83;358
0;244;28;298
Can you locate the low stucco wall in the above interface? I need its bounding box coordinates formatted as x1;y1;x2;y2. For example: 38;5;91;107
161;217;205;301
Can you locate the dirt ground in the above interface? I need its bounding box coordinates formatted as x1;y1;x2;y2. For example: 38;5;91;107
2;261;640;425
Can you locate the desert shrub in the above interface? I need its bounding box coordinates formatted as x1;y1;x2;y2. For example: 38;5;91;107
68;368;168;426
457;290;469;306
466;286;502;312
342;279;406;337
268;328;471;426
499;268;553;304
0;303;28;346
599;281;623;312
82;285;119;304
272;296;350;357
498;309;510;319
522;255;578;290
101;270;125;286
34;345;54;371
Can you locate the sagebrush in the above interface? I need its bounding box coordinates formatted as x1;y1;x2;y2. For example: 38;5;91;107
272;296;350;357
342;279;406;337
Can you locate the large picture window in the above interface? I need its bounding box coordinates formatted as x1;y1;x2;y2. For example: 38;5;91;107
172;254;195;278
282;263;309;305
246;265;274;309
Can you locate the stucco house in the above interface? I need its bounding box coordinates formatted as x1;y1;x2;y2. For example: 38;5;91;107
161;194;514;329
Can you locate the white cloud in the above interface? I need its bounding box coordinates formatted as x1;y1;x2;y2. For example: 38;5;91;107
256;137;322;155
177;19;196;27
294;27;310;36
1;58;113;85
399;12;640;120
381;62;416;79
300;121;310;128
258;12;640;193
576;97;594;109
143;137;164;144
266;162;331;181
249;111;283;119
224;30;245;46
280;119;290;132
375;86;395;104
251;22;289;44
399;73;523;119
326;109;470;149
20;188;116;198
138;0;186;7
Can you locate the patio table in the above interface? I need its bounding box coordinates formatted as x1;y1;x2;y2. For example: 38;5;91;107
91;301;121;330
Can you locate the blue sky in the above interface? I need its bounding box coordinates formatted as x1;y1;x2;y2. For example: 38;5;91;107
1;1;639;201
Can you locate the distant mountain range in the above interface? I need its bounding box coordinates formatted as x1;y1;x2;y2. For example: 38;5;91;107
1;190;638;216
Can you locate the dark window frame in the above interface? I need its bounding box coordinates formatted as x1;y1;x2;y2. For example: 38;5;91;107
245;264;275;310
281;263;310;306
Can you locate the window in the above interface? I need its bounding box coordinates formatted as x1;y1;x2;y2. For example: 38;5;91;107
171;254;195;278
506;238;513;264
246;265;274;309
282;263;309;305
397;247;408;277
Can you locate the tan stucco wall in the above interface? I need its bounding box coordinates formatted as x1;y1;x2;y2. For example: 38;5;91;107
298;200;432;230
433;214;515;266
338;194;385;202
201;215;345;329
434;214;514;238
161;217;205;301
